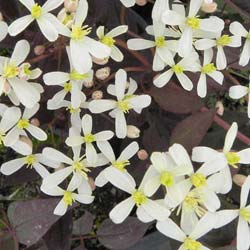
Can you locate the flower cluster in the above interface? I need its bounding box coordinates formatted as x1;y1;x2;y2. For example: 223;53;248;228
0;0;250;249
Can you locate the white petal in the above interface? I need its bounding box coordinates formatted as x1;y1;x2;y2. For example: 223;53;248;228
178;27;193;58
240;176;250;208
150;152;168;173
238;149;250;164
54;199;68;216
73;193;94;204
0;22;8;41
42;0;64;12
237;217;250;250
115;111;127;139
207;71;224;85
88;100;117;113
1;158;25;175
181;209;199;235
115;69;127;100
96;141;115;162
176;73;193;91
94;131;114;141
26;124;47;141
153;69;173;88
162;10;185;26
81;114;92;135
192;146;219;163
197;73;207;98
229;86;248;100
130;95;151;111
239;40;250;67
37;17;58;42
23;103;39;119
143;175;161;197
85;143;97;165
10;139;32;155
0;107;21;132
119;142;139;161
42;147;72;164
109;197;135;224
188;0;203;16
95;169;109;187
4;127;20;146
136;206;154;223
194;39;216;50
43;72;69;85
127;39;155;50
110;46;124;62
107;25;128;37
216;46;227;70
66;136;83;147
20;0;35;10
202;188;221;211
33;162;50;178
153;52;165;71
200;16;224;33
120;0;135;7
8;15;34;36
223;122;237;153
230;21;248;37
11;40;30;66
214;209;239;228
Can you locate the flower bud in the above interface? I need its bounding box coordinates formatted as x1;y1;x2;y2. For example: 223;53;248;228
64;0;79;12
215;101;224;116
19;135;33;149
201;1;217;13
92;56;109;65
137;149;148;160
34;45;45;56
92;90;103;100
233;174;247;187
127;125;140;138
88;177;96;191
95;67;111;80
30;118;40;127
57;8;75;28
136;0;147;6
83;79;94;88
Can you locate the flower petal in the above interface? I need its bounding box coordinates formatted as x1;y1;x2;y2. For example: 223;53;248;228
1;158;25;175
8;15;34;36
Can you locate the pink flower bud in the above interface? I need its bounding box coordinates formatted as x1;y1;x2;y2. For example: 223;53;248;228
34;45;45;56
95;67;111;80
30;118;40;127
137;149;148;160
92;90;103;100
64;0;79;12
136;0;147;6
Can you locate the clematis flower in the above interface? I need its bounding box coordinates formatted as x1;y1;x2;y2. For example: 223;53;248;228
162;0;224;57
97;25;128;62
214;176;250;250
192;122;250;194
107;168;170;224
0;21;8;41
156;212;216;250
88;69;151;138
8;0;67;41
43;47;92;109
196;49;224;98
127;22;177;71
60;0;111;73
230;21;250;67
95;141;139;187
4;103;47;147
0;40;41;108
65;114;114;164
41;179;94;216
229;77;250;118
194;31;241;70
153;52;200;90
0;149;59;178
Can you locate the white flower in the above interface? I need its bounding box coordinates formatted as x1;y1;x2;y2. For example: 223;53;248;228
95;141;139;187
127;22;177;71
65;114;114;164
153;52;200;90
0;21;8;41
162;0;224;57
214;176;250;250
18;63;42;81
156;212;216;250
43;47;92;109
0;149;58;178
0;40;41;108
152;0;169;22
4;103;47;147
108;168;170;224
194;31;241;70
229;77;250;118
60;0;111;73
41;179;94;216
197;49;224;98
88;69;151;138
192;122;250;194
8;0;67;41
120;0;135;7
97;25;128;62
230;21;250;67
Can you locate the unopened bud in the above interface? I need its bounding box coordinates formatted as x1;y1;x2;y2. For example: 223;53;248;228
92;90;103;100
233;174;247;187
137;149;148;160
88;177;96;191
57;8;75;28
127;125;140;138
34;45;45;56
83;79;94;88
215;101;224;116
30;118;40;127
64;0;79;12
19;135;33;149
92;56;109;65
201;1;217;13
136;0;147;6
95;67;111;80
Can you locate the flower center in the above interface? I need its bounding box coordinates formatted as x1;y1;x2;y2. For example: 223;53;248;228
132;190;147;206
216;35;232;46
63;191;75;206
63;13;74;25
225;152;240;168
184;238;202;250
183;193;206;217
83;133;95;143
64;82;72;93
201;63;216;74
17;119;30;129
155;36;165;48
25;155;36;167
172;64;184;74
186;17;200;30
240;208;250;222
66;105;80;114
3;63;19;79
101;36;115;47
190;173;207;188
0;132;5;144
112;160;130;171
160;171;174;187
23;64;31;76
118;100;131;113
71;25;92;40
72;161;90;178
31;4;42;19
70;70;89;81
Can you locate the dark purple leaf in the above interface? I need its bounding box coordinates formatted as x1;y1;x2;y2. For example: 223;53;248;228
73;210;94;236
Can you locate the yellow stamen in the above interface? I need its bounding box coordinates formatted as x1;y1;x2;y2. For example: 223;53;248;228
66;105;80;114
101;36;115;47
155;36;165;48
70;70;89;81
225;152;240;168
31;4;42;19
71;25;92;40
190;173;207;188
0;132;5;145
183;193;206;217
63;191;75;206
83;133;95;144
64;82;72;93
112;160;130;171
216;35;232;46
3;63;19;79
23;64;31;76
201;63;216;74
186;17;200;30
240;207;250;222
160;171;174;187
17;119;29;129
172;64;184;74
132;190;147;206
25;155;36;167
73;161;90;179
184;238;202;250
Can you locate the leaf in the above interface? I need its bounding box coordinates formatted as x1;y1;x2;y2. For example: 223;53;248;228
73;210;94;236
149;83;204;114
97;217;150;250
170;109;216;152
0;233;15;250
7;198;70;246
